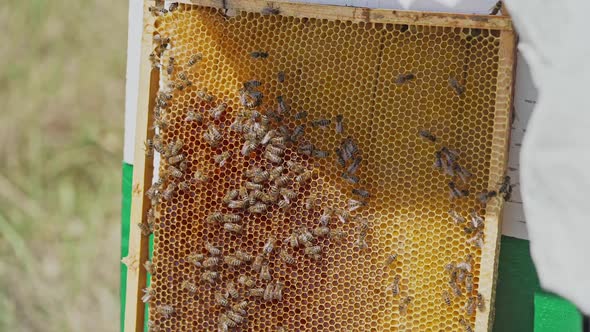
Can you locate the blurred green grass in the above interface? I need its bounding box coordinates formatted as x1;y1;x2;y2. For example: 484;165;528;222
0;1;127;331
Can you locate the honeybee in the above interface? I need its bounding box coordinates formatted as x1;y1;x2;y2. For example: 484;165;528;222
201;270;219;284
223;189;239;204
244;181;263;191
295;171;313;183
188;53;203;66
465;273;474;293
313;226;330;237
342;137;359;157
260;264;272;281
278;188;295;201
290;124;305;142
178;181;190;192
449;77;465;96
241;140;257;156
228;199;249;210
145;182;160;200
144;139;154;157
181;280;198;294
226;310;246;324
147;320;161;332
248;287;265;297
293;111;308;120
157;304;175;318
197;89;214;102
347;156;362;175
456;260;472;273
144;260;153;274
225;281;239;299
261;5;280;15
137;222;152;236
224;222;243;234
219;313;236;330
329;229;346;242
215;291;229;307
443;290;452;306
264;150;283;164
279;249;295;265
248;202;267;214
448;209;466;224
238;275;255;288
204;124;222;147
419;129;436;143
385;254;398;266
187;253;204;266
277;199;290;210
192;170;208;184
450;280;463;297
434;150;444;169
470;211;484;229
224;255;244;267
184;109;203;123
395;73;415;84
250;51;269;59
252;254;265;272
348;199;367;212
168;2;179;12
262;237;276;256
459;317;473;332
399;296;413;315
311;119;331;128
142;287;155;303
387;275;401;296
498;175;513;201
205;242;222;256
162;183;176;200
304;245;322;256
352;188;370;199
149;52;161;69
168;153;185;165
475;293;485;311
152;115;169;130
166;56;175;75
490;0;502;15
166;166;182;179
285;232;299;248
152;134;166;154
304;195;317;210
298;142;314;156
312;149;330;158
467;231;484;248
149;6;168;16
208;102;227;120
341;172;359;184
214;151;231;167
465;297;476;315
298;227;314;243
231;300;249;315
203;256;220;268
449;182;469;199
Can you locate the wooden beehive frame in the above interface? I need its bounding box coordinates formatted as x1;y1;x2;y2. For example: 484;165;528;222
123;1;516;331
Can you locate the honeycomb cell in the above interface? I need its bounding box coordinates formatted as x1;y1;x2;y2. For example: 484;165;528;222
141;3;510;331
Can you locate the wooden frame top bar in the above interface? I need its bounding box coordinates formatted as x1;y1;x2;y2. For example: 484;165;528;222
178;0;513;30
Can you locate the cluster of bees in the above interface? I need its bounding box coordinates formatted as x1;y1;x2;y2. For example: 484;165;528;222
416;100;512;331
138;2;509;331
140;4;376;331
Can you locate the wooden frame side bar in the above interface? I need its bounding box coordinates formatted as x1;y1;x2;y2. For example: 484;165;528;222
476;28;517;332
123;1;159;332
176;0;513;30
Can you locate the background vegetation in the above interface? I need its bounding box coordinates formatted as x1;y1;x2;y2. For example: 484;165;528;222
0;1;127;331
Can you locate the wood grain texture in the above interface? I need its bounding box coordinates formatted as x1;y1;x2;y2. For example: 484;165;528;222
175;0;513;29
123;1;158;332
477;27;516;332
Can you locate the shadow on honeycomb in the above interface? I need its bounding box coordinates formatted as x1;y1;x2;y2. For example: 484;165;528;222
145;4;503;331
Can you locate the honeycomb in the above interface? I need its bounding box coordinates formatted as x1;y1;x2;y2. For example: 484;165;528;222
140;2;511;331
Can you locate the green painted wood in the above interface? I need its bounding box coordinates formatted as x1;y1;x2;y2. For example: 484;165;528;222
534;291;582;332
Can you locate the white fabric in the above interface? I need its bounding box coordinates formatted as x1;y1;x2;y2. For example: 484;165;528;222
507;0;590;314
